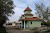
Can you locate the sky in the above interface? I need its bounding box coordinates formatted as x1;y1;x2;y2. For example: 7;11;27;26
8;0;50;22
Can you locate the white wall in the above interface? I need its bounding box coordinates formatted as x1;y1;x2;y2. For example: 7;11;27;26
25;16;33;18
24;11;31;14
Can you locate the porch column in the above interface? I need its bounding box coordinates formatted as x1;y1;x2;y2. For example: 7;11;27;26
24;20;25;29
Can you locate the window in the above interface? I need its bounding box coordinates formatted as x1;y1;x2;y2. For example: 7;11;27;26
31;21;32;24
8;23;12;25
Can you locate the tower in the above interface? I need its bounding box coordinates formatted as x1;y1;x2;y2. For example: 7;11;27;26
24;7;33;18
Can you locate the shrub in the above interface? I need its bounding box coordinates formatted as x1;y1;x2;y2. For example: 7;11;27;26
0;27;7;33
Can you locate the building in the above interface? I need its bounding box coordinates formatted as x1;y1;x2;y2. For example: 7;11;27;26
3;21;22;28
19;6;42;29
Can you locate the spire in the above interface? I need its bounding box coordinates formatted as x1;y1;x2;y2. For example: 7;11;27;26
24;5;32;11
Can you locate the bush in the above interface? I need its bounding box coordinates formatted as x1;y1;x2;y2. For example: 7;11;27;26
0;27;7;33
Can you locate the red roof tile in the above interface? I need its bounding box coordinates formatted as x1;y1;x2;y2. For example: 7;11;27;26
24;7;32;11
21;17;41;21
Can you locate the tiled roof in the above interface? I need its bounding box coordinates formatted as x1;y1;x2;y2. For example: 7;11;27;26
24;7;32;11
21;17;41;21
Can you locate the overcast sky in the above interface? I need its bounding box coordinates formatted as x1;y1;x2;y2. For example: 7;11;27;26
8;0;50;22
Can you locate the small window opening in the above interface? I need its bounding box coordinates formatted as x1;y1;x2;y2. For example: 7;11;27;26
31;21;32;24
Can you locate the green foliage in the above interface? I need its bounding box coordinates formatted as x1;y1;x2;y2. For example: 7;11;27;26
35;3;50;20
0;27;7;33
0;0;14;27
46;20;50;26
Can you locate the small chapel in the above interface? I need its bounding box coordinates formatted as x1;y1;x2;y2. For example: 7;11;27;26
19;6;42;29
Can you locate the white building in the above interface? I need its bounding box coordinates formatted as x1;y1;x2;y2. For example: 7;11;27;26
3;21;22;28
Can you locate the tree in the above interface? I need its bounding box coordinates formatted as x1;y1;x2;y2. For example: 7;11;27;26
0;0;14;27
47;20;50;27
35;3;50;20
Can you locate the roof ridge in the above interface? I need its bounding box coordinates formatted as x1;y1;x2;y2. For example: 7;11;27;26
24;7;32;11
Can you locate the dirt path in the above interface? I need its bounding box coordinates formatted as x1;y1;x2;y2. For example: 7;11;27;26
6;27;34;33
6;27;21;33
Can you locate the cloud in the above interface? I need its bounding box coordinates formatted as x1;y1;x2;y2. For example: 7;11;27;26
13;0;27;9
9;0;50;22
9;0;37;22
9;7;24;21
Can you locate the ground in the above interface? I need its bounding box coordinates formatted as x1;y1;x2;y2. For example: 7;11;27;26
6;27;34;33
6;26;50;33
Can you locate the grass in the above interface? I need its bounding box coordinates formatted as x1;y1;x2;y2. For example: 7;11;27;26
0;26;7;33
